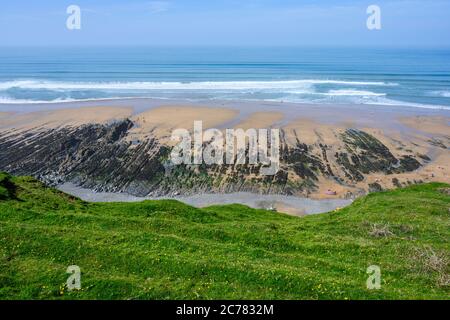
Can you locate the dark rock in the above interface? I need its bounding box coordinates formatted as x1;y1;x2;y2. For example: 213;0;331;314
368;182;383;193
0;124;425;198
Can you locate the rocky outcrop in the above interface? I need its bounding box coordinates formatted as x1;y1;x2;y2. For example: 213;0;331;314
0;120;425;197
336;129;421;182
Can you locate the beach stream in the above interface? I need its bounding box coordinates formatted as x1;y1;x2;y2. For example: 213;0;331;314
58;183;352;216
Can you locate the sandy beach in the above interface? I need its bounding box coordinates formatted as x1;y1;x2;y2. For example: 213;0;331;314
0;98;449;206
1;97;449;135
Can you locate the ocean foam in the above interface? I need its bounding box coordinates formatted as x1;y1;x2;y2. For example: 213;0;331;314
430;90;450;98
0;79;448;110
357;97;450;110
322;90;386;97
0;96;145;104
0;79;397;91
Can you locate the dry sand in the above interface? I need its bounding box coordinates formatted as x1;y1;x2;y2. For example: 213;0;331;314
128;106;239;144
399;115;450;136
0;106;133;131
234;111;284;130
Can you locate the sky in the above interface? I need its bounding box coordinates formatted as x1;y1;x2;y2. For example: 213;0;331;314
0;0;449;46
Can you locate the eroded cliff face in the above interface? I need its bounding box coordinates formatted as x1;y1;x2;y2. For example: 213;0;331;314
0;117;430;198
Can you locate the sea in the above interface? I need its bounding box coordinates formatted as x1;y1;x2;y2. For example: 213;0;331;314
0;46;449;110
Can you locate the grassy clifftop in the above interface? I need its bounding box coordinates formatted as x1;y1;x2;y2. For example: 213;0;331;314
0;173;448;299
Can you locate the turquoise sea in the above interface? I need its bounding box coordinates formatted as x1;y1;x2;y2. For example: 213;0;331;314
0;47;449;109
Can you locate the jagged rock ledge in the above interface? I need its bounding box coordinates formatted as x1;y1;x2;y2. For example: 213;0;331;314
0;119;425;198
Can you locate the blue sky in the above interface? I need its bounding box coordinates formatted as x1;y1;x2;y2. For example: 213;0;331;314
0;0;449;46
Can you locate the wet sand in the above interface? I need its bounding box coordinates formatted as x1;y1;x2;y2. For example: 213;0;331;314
1;97;449;131
58;182;352;216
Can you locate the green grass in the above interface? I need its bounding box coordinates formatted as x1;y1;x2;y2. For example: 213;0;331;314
0;172;449;300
